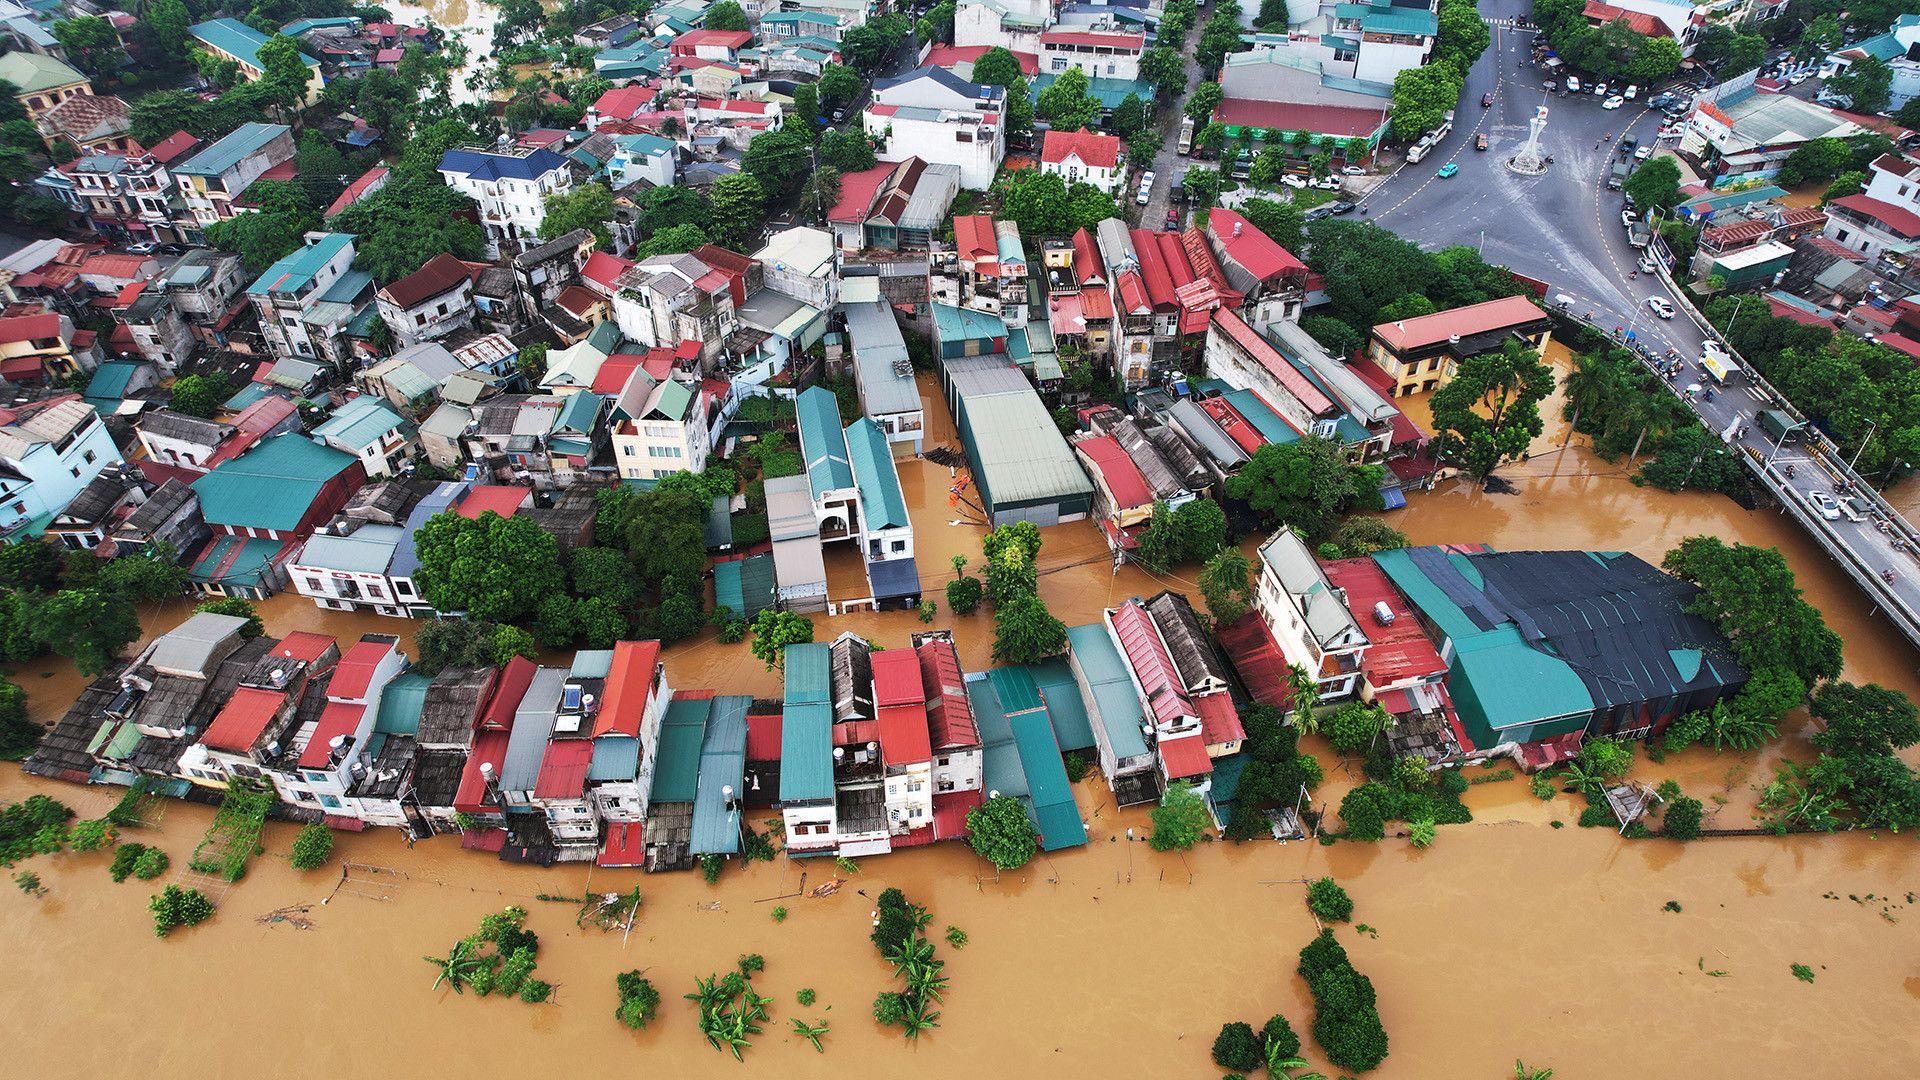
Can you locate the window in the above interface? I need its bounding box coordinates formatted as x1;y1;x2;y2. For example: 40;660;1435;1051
891;539;906;552
622;444;634;456
305;577;322;591
395;580;412;596
319;794;342;809
304;770;329;783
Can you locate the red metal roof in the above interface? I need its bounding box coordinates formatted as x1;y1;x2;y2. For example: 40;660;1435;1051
455;485;531;520
594;639;662;738
200;685;290;753
1079;283;1114;320
534;739;595;800
916;638;977;749
1369;294;1547;353
870;648;922;707
1157;232;1195;288
1199;395;1266;455
592;353;645;395
1077;434;1154;511
461;826;507;851
1216;612;1296;710
1213;97;1387;139
1193;691;1245;747
1830;193;1920;239
1877;331;1920;360
1131;228;1177;309
146;130;199;163
746;710;782;760
0;313;60;345
932;788;983;840
598;821;647;866
1212;308;1336;416
1158;733;1213;779
923;44;1038;75
592;85;657;121
1072;227;1105;285
954;214;998;271
876;703;933;765
1322;557;1447;686
299;701;365;767
1764;294;1838;327
272;631;337;666
454;729;510;811
1115;271;1149;314
479;655;535;732
1040;28;1143;48
328;639;392;700
674;28;752;49
581;250;633;292
1207;208;1307;285
1042;127;1122;169
1110;600;1196;728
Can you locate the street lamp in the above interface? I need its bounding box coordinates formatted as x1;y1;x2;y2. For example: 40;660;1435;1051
1847;417;1878;475
1765;417;1806;467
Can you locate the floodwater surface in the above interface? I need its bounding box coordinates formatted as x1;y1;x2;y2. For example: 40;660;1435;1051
5;366;1920;1077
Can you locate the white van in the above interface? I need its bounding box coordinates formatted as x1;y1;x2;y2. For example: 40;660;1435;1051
1566;75;1581;93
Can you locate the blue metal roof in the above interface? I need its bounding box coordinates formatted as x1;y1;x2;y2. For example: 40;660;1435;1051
174;122;293;178
1065;623;1147;759
779;701;834;802
783;642;831;705
967;675;1028;800
1010;711;1086;850
796;386;852;500
868;555;921;601
438;147;570;182
691;695;749;855
246;233;355;296
589;735;642;781
1026;656;1095;754
845;417;909;529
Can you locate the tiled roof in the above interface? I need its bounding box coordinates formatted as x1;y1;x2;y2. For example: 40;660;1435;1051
1370;294;1548;353
200;685;288;753
379;252;472;308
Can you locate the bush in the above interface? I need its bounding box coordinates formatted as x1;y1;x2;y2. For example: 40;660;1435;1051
1407;819;1436;847
700;854;722;884
1530;773;1556;800
1212;1021;1263;1071
1297;930;1389;1072
109;842;147;881
966;794;1039;870
1260;1014;1301;1059
615;971;661;1028
134;847;170;880
1581;737;1633;780
1662;709;1711;754
1062;752;1091;782
1307;876;1353;921
946;574;983;615
66;818;117;853
1577;804;1616;828
289;822;334;871
1663;795;1704;840
1338;782;1399;841
149;884;215;937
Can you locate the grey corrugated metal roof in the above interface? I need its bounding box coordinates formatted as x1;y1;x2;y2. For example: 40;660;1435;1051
145;613;247;677
844;301;921;416
956;376;1093;507
1167;398;1248;466
691;695;749;854
766;474;819;540
500;666;568;791
570;650;614;678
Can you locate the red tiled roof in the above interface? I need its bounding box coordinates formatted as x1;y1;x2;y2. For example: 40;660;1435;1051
592;85;657;121
1216;612;1296;710
329;639;392;700
1830;193;1920;239
1805;235;1865;261
456;485;531;520
299;700;366;767
1042;127;1121;169
454;729;510;811
923;44;1038;76
916;637;977;749
1701;219;1770;249
146;131;199;164
1764;294;1838;327
1208;208;1307;284
594;639;662;738
1193;691;1245;747
932;788;983;840
1072;227;1105;285
1158;733;1212;779
200;685;289;753
1077;434;1154;510
746;710;782;760
379;251;471;309
1214;97;1388;139
953;215;997;269
1040;29;1143;49
77;253;149;280
1370;294;1547;352
534;739;595;800
1581;0;1669;36
1211;307;1335;416
598;821;647;865
1111;599;1196;728
478;655;535;732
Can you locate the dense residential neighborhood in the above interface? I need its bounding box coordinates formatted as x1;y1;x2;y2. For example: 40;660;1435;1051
4;0;1920;1073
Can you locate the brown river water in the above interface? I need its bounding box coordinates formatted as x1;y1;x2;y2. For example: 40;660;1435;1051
5;367;1920;1078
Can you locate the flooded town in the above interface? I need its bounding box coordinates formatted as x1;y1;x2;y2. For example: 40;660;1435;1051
4;0;1920;1076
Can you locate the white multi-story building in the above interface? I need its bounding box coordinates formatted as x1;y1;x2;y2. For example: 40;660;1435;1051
374;252;477;347
437;145;575;257
246;231;368;367
1040;127;1125;195
171;122;295;229
609;368;710;481
609;250;749;361
1039;26;1143;81
1253;527;1368;701
0;396;122;539
865;67;1006;191
1824;152;1920;262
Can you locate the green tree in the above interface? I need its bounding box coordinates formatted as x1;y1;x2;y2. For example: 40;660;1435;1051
539;183;615;249
1823;170;1868;204
1661;537;1843;687
639;223;710;257
1325;700;1388;754
799;167;843;225
1625;34;1682;83
1148;780;1212;850
569;546;636;605
1255;0;1291;28
634;185;713;240
1329;518;1407;557
1391;63;1461;140
412;619;500;677
1429;339;1556;481
709;173;767;248
1199;548;1256;624
168;372;234;419
743;127;816;197
992;591;1067;664
194;596;264;638
818;127;876;172
491;625;538;667
1662;795;1703;839
1623;154;1681;211
53;16;124;79
819;64;860;109
1224;441;1384;541
1433;0;1490;73
705;0;749;31
141;0;193;67
1241;199;1306;253
616;971;663;1028
1064;181;1121;232
0;677;34;761
916;0;956;45
1108;93;1148;142
1810;681;1920;759
205;191;314;274
35;588;140;676
97;547;187;602
1214;1022;1264;1071
750;609;814;670
965;794;1039;869
0;540;59;593
841;13;910;75
1306;876;1353;921
1186;81;1225;127
998;169;1072;235
411;510;565;624
289;821;334;870
971;47;1026;90
1140;47;1185;97
1832;55;1893;115
1036;68;1102;133
332;176;487;282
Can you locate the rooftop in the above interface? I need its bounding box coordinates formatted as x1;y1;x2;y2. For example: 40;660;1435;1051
191;434;359;532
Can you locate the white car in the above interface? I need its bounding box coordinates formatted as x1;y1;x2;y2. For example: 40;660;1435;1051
1657;125;1685;139
1638;254;1658;274
1624;84;1638;99
1136;184;1152;205
1634;145;1653;159
1140;169;1155;189
1593;82;1608;96
1645;296;1676;319
1602;95;1625;110
1809;490;1841;520
1313;176;1341;190
1621;209;1638;227
1341;164;1367;176
1280;173;1309;189
1566;76;1582;93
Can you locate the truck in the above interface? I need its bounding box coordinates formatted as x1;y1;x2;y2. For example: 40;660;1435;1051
1700;342;1739;383
1407;141;1431;163
1608;159;1631;189
1628;218;1652;247
1177;115;1194;155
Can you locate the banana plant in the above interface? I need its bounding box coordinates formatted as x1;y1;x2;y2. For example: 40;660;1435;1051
900;993;941;1039
791;1017;831;1053
1514;1060;1554;1080
423;939;485;994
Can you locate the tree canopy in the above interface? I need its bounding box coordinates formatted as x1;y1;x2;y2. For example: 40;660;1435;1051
1224;438;1385;541
411;510;565;624
331;176;486;283
1661;536;1843;688
539;183;616;249
1428;339;1556;480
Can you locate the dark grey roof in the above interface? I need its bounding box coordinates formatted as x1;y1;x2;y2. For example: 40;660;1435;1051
512;228;591;269
1144;590;1231;695
22;668;125;780
412;747;469;807
1142;419;1212;490
140;408;232;445
829;634;873;722
350;733;417;800
58;471;134;526
120;478;198;539
417;665;494;748
342;479;430;525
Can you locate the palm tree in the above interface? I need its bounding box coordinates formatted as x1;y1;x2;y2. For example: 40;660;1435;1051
1266;1038;1328;1079
1286;664;1321;733
1558;760;1602;794
1627;392;1688;460
423;939;486;994
1560;351;1617;447
1515;1060;1555;1080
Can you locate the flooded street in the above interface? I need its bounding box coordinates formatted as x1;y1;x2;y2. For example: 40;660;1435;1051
5;362;1920;1077
380;0;503;106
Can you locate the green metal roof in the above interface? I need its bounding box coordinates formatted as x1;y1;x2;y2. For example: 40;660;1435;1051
1027;656;1095;754
844;417;909;530
553;390;604;435
186;534;282;587
1361;8;1437;36
932;302;1005;345
374;672;432;735
968;676;1028;800
313;395;411;449
1222;389;1302;444
1064;623;1147;760
783;642;831;705
714;553;776;619
988;666;1045;716
85;360;143;402
175;121;294;178
0;51;84;94
691;695;749;855
779;701;834;801
1010;711;1086;850
190;19;320;71
190;434;358;532
223;383;269;411
590;735;641;782
797;386;852;500
651;695;712;803
648;379;693;421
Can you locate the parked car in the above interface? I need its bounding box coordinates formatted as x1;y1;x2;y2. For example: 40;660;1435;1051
1329;199;1358;215
124;241;157;255
1645;296;1676;319
1647;92;1676;108
1602;95;1625;110
1312;175;1340;190
1624;84;1638;99
1809;490;1842;520
1638;254;1658;274
1481;92;1493;107
1593;82;1608;96
1280;173;1309;189
1437;162;1458;178
1635;145;1653;160
1476;133;1489;150
1304;205;1336;221
1341;164;1367;176
1566;76;1581;93
1165;209;1180;230
1621;209;1638;227
830;108;847;123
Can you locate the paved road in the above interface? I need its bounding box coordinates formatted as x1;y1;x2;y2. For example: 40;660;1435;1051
1139;23;1202;229
1361;0;1920;644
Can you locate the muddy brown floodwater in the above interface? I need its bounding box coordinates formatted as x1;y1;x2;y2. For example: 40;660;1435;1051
5;363;1920;1078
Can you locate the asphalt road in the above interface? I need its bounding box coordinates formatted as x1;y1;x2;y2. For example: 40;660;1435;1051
1362;0;1920;642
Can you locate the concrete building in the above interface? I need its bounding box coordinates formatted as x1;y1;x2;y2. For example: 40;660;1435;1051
608;367;709;481
171;123;296;230
843;300;924;453
189;19;326;105
1823;153;1920;263
246;231;370;368
1366;295;1554;399
0;50;89;122
1040;127;1125;195
437;145;574;257
865;67;1006;191
375;252;479;347
0;396;122;540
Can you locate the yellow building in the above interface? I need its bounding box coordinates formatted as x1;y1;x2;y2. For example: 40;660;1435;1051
1367;295;1556;398
0;51;91;123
